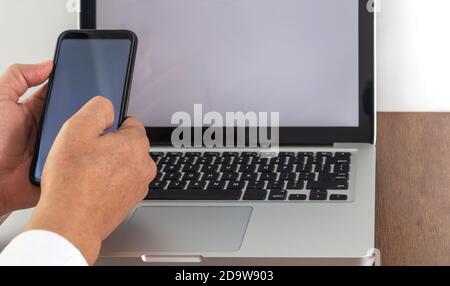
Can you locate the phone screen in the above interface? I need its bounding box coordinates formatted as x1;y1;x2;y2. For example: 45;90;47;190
32;36;134;183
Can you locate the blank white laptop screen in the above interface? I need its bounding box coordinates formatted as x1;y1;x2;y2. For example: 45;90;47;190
97;0;359;127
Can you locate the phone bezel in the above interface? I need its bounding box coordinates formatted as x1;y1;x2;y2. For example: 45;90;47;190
29;29;138;185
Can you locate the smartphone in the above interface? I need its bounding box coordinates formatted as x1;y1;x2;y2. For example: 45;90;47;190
30;30;138;185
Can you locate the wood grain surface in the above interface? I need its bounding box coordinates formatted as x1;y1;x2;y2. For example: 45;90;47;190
376;113;450;265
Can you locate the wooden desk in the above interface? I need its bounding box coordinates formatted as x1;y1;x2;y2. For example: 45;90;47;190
376;113;450;265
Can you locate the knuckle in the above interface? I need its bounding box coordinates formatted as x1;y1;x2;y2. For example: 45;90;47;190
8;64;20;74
93;96;114;113
146;158;157;182
6;64;22;81
138;188;148;201
61;117;75;132
127;117;145;130
139;134;150;151
124;127;148;151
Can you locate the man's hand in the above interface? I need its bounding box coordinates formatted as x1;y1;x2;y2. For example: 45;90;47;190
26;96;156;265
0;61;53;216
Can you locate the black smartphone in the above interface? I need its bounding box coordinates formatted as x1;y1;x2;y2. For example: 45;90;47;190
30;30;138;185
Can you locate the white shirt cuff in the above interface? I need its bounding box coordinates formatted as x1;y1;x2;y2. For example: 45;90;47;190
0;230;88;266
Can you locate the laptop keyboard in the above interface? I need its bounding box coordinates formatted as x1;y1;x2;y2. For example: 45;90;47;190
146;151;351;202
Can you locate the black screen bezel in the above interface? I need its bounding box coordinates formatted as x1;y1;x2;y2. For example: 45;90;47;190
82;0;374;146
30;30;138;184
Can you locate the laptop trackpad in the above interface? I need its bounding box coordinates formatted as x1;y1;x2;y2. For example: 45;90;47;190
114;206;252;252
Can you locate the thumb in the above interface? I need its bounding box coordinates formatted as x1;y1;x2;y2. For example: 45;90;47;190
0;60;53;101
69;96;115;137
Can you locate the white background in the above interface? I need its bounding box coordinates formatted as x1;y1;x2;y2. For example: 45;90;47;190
377;0;450;111
1;0;449;112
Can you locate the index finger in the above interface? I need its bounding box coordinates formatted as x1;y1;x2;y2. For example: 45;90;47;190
68;96;115;137
114;117;149;148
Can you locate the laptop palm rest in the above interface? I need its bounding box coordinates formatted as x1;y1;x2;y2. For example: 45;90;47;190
107;206;252;253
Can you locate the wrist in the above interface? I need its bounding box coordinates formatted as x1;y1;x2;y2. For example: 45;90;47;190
25;200;102;265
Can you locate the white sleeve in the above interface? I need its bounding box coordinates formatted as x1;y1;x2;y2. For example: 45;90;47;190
0;230;88;266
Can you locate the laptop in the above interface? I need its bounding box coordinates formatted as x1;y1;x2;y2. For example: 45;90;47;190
0;0;376;265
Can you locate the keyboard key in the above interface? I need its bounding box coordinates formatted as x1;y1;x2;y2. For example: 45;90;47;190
309;189;328;200
234;157;251;165
167;152;183;157
317;152;332;158
314;164;332;173
242;152;258;157
159;157;173;164
258;164;275;173
286;181;304;190
267;181;285;189
287;157;304;164
167;157;180;165
335;158;351;164
201;164;219;172
298;172;316;181
254;157;270;165
222;173;239;180
241;172;258;180
202;172;220;181
279;172;296;180
334;152;351;159
149;181;165;190
154;172;164;181
296;164;313;172
268;190;287;201
209;181;226;190
335;164;350;173
197;156;215;165
182;172;201;181
204;152;220;157
220;164;237;172
164;172;182;181
215;157;233;164
330;194;348;201
163;165;181;173
243;190;268;200
226;181;246;190
178;156;196;164
307;180;348;190
289;194;307;201
278;165;294;173
182;164;200;173
306;157;321;165
246;181;266;189
187;181;207;190
260;173;277;180
326;157;351;165
317;172;349;181
270;157;284;164
147;190;242;200
239;165;256;172
150;152;164;161
167;181;186;189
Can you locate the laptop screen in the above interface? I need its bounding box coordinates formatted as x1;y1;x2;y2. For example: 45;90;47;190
97;0;359;127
